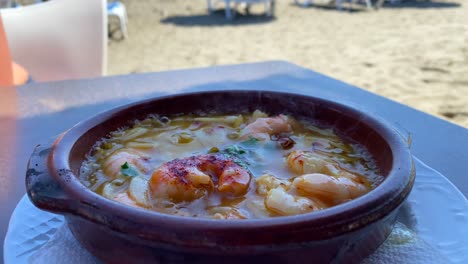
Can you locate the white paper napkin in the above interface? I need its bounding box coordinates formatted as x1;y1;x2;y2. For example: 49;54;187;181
362;222;451;263
29;226;98;264
27;220;451;264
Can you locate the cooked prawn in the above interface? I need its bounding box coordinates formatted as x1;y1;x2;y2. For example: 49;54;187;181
292;173;369;205
286;150;365;183
240;115;292;140
256;173;316;216
102;149;149;178
265;187;318;216
149;154;252;202
287;150;338;175
255;173;291;196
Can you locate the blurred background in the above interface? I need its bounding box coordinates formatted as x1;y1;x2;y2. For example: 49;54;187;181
7;0;468;128
110;0;468;128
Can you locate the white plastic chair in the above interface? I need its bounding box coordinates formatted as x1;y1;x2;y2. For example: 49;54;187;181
0;0;13;9
0;0;107;82
207;0;274;20
107;1;128;40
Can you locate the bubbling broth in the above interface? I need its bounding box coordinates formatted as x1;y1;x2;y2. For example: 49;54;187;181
80;110;383;219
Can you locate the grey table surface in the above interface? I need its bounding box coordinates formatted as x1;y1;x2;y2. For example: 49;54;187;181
1;61;467;262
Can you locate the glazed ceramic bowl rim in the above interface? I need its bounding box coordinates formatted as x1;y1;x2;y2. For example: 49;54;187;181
49;90;414;233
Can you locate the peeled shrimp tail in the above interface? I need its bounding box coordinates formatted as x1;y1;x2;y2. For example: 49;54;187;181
292;173;369;205
240;115;292;140
103;149;149;178
150;154;252;202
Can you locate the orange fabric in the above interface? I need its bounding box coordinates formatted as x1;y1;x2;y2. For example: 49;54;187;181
0;15;14;87
12;62;29;85
0;15;30;86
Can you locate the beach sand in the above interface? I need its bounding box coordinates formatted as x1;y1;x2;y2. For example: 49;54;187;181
108;0;468;128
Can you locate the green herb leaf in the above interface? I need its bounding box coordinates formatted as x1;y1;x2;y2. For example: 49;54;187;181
233;157;249;169
220;153;249;169
219;145;249;169
224;145;246;156
239;137;259;147
120;162;139;177
219;138;257;158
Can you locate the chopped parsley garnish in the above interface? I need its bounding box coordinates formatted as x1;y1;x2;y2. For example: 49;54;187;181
219;145;249;169
239;137;259;147
120;162;139;177
223;145;246;156
219;138;257;157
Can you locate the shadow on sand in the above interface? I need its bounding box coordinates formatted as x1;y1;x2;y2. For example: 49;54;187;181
381;0;461;9
161;9;275;27
289;1;366;13
161;0;460;25
290;0;461;11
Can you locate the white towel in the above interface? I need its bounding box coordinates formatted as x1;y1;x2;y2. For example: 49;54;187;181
28;220;450;264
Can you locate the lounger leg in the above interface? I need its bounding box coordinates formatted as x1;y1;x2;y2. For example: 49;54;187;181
294;0;312;7
207;0;213;13
365;0;372;9
265;1;270;16
121;8;128;39
233;1;240;17
224;0;234;19
245;3;251;15
336;0;343;10
375;0;385;9
266;0;275;16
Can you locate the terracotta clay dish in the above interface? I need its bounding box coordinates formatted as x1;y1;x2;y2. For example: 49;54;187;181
26;91;414;263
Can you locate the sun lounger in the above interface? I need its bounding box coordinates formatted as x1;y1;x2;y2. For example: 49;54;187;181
208;0;275;20
108;1;128;40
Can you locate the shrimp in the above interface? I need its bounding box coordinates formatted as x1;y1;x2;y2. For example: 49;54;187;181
149;154;252;202
264;187;318;216
208;207;247;220
286;150;369;205
240;115;292;140
292;173;369;205
256;174;317;216
287;150;339;175
286;150;365;183
255;173;291;196
102;149;149;178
